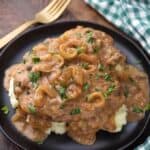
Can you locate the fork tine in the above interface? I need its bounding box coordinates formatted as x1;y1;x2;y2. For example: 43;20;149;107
47;0;70;18
39;0;59;14
46;0;65;14
36;0;71;23
47;0;71;21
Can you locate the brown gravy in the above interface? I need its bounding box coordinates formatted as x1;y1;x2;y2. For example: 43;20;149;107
4;26;149;145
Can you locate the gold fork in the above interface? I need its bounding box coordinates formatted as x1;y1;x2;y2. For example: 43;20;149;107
0;0;71;49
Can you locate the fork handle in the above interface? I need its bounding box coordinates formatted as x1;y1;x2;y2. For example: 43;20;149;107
0;20;36;49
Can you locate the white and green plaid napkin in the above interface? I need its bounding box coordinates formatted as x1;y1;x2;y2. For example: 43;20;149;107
136;136;150;150
85;0;150;149
85;0;150;55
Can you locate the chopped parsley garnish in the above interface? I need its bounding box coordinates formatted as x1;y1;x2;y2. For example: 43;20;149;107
76;46;84;54
108;85;115;93
70;108;81;115
95;73;101;80
93;46;100;53
123;86;129;98
32;57;40;64
81;62;89;69
109;65;113;70
28;104;36;114
60;103;65;109
144;103;150;111
36;141;43;145
1;106;9;115
86;31;94;43
83;82;90;91
103;73;112;81
103;93;108;98
103;85;115;98
132;104;150;113
58;86;67;99
29;72;41;84
98;64;104;71
132;106;143;113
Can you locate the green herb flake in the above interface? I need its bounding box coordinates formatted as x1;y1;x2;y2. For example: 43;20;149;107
29;72;41;84
103;73;112;81
95;73;101;80
109;65;113;70
76;46;84;54
70;108;81;115
28;104;36;114
36;140;43;145
32;57;40;64
144;103;150;111
132;104;150;113
83;82;90;91
132;106;143;113
58;86;67;99
108;85;115;93
103;92;108;98
98;64;104;71
1;106;9;115
81;63;89;69
93;46;100;53
60;104;65;109
86;31;94;43
103;85;116;98
124;86;129;98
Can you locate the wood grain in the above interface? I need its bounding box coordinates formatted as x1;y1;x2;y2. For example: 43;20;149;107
0;0;149;149
0;0;117;38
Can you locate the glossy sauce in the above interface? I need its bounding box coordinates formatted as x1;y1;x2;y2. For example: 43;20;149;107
4;26;149;145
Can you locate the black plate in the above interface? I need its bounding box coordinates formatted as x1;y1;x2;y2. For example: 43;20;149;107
0;21;149;150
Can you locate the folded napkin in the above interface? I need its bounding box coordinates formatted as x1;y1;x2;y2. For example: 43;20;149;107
85;0;150;149
85;0;150;55
136;136;150;150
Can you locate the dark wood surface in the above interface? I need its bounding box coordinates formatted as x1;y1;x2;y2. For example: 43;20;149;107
0;0;149;150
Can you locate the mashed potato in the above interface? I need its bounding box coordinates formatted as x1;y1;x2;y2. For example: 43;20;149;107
9;78;19;108
9;78;127;135
51;122;66;134
45;122;66;135
9;78;66;136
114;104;128;132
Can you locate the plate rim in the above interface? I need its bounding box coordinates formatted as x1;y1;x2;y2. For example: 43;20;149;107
0;20;150;150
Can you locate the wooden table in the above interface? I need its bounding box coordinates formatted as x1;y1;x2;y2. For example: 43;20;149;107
0;0;149;149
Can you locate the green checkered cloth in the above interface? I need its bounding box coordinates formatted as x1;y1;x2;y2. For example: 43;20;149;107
135;137;150;150
85;0;150;149
85;0;150;55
